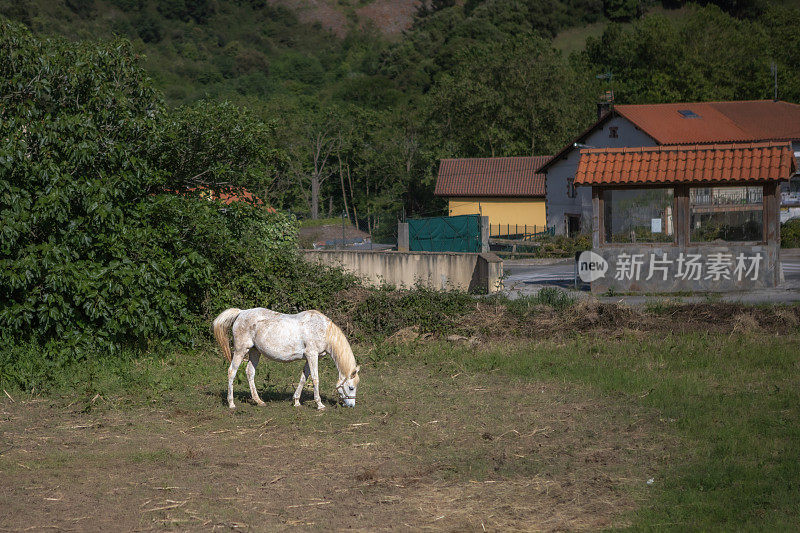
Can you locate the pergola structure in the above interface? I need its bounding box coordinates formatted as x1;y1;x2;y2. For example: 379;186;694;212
575;142;796;292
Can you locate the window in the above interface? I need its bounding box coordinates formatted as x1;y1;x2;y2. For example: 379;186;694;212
690;186;763;242
678;109;700;118
608;126;618;138
567;177;576;198
604;188;674;243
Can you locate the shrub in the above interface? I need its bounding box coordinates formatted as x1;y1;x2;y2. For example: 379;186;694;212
781;219;800;248
534;234;592;258
0;22;355;357
534;287;576;310
504;287;576;317
350;285;474;340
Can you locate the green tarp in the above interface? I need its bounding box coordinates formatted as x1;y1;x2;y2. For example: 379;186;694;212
408;214;481;253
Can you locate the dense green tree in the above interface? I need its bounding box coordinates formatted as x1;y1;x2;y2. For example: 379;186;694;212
2;0;798;234
0;0;37;26
604;0;641;21
760;4;800;101
424;35;598;157
0;22;349;350
154;101;284;197
585;5;791;103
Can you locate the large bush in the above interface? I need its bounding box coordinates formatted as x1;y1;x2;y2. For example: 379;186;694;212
782;219;800;248
0;21;353;354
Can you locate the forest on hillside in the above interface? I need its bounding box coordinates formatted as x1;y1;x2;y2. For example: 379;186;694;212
2;0;800;241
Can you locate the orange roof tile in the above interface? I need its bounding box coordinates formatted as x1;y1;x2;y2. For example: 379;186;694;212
175;186;274;210
575;142;796;186
434;156;550;198
614;100;800;145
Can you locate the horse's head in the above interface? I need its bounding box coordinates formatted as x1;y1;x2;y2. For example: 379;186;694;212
336;366;360;407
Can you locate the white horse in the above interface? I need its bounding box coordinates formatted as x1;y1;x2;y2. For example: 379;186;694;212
213;307;360;410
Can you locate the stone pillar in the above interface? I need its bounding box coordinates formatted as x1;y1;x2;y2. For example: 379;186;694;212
480;216;489;253
470;252;504;293
397;222;409;251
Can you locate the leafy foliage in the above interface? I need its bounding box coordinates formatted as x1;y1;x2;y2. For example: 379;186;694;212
586;4;800;103
4;0;799;234
0;21;355;354
781;219;800;249
154;100;285;196
504;287;577;318
424;34;598;157
350;286;475;340
533;234;593;258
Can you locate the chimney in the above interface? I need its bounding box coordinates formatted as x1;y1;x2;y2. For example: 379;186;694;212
597;102;611;120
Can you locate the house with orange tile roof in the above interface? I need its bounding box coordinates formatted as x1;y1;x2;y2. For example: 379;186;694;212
538;100;800;235
434;156;550;236
573;141;796;293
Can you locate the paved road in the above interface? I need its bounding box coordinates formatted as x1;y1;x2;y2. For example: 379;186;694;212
504;260;576;288
784;261;800;281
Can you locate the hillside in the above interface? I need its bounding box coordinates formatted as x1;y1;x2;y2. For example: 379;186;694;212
2;0;799;231
271;0;420;37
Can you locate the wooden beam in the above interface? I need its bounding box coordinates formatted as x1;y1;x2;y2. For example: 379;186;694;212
675;185;689;248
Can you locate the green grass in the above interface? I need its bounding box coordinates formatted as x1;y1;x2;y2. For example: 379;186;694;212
403;334;800;530
3;329;798;529
298;216;349;228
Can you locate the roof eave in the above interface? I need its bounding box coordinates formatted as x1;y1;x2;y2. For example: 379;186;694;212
537;111;618;173
436;194;546;198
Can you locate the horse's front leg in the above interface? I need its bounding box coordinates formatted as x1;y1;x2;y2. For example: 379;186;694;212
246;349;266;406
293;361;310;407
306;352;325;410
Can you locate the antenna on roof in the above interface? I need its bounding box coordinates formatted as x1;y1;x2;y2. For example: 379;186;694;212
771;62;778;101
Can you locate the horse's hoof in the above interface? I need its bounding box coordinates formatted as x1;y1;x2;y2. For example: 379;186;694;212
316;404;326;411
255;401;266;407
228;404;236;409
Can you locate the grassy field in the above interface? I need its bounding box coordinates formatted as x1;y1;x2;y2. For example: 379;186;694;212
1;325;798;530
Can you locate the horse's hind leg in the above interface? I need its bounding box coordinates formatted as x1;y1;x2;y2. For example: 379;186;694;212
246;349;266;407
293;361;310;407
227;347;248;409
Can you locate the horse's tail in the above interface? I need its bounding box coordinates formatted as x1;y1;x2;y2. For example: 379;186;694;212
213;308;242;362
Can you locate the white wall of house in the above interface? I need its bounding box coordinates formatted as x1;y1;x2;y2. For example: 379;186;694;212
545;115;657;235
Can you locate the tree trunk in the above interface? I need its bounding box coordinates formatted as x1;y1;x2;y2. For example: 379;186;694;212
311;174;319;219
346;164;358;230
337;149;349;221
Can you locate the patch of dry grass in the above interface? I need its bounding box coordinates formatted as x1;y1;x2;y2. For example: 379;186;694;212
0;349;666;531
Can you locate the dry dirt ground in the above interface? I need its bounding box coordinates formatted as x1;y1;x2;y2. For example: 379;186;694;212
0;355;668;531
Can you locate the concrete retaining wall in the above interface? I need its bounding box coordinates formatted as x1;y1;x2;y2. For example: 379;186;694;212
303;250;503;293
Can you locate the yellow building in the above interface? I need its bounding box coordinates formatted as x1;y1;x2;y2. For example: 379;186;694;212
434;156;550;236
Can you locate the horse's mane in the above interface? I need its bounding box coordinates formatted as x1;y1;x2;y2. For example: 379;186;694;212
324;321;356;378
